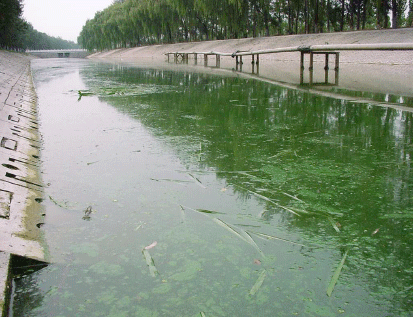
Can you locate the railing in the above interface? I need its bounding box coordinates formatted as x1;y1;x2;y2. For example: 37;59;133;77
26;49;87;52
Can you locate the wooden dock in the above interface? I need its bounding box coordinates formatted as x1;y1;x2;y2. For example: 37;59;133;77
166;43;413;85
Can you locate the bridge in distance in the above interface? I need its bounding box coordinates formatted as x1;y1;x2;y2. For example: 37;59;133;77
27;49;90;58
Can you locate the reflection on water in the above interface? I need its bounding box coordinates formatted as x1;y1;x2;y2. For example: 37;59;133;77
11;59;413;316
317;85;413;108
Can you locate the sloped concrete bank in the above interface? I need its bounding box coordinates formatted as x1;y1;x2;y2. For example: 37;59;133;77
90;28;413;98
0;51;47;317
90;28;413;60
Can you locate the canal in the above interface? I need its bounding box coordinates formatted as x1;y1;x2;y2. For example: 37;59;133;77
10;58;413;316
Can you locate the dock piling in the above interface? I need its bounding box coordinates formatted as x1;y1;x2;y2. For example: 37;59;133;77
300;52;305;84
309;52;314;85
335;52;340;85
324;53;329;84
300;51;339;85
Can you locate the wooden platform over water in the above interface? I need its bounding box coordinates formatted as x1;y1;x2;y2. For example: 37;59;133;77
166;42;413;85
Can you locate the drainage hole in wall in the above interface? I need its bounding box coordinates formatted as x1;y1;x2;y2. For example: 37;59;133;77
2;164;19;170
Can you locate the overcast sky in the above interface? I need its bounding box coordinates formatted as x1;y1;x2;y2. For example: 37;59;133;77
23;0;114;43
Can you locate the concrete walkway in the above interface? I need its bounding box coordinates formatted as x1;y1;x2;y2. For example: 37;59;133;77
0;50;47;317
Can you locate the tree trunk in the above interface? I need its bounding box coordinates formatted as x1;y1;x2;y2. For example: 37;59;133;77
384;0;389;27
409;0;413;26
263;5;270;36
305;0;309;33
361;0;368;29
327;0;331;31
392;0;398;28
341;0;345;31
288;0;293;34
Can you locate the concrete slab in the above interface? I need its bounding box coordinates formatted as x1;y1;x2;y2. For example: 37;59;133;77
0;50;48;317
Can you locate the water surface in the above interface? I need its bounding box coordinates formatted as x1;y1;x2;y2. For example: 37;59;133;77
11;59;413;316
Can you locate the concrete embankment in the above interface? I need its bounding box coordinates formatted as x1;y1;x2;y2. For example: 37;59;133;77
89;28;413;98
0;50;47;317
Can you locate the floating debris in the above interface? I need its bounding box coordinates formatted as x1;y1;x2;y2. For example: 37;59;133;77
144;241;157;250
276;204;301;216
250;231;306;247
235;185;300;216
186;173;206;188
135;222;144;231
328;217;341;233
180;205;223;215
82;206;94;220
77;90;94;101
142;249;159;277
277;190;307;204
179;205;215;220
179;205;186;223
213;218;247;240
213;218;264;256
239;230;265;257
196;209;224;215
249;269;267;296
327;250;349;297
48;195;76;210
84;206;92;215
150;178;191;185
48;195;65;208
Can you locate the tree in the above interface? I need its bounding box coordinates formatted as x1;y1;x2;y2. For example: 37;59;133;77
0;0;24;49
391;0;407;28
77;0;413;51
408;0;413;26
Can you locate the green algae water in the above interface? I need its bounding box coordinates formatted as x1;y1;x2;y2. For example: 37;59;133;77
10;59;413;316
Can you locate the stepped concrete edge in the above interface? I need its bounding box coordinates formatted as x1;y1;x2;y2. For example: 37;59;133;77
0;50;48;317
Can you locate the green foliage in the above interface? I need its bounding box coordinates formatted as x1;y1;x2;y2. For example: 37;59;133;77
0;0;78;50
78;0;413;51
0;0;25;49
23;23;79;50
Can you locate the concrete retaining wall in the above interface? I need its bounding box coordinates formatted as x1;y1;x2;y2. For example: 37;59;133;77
0;50;47;317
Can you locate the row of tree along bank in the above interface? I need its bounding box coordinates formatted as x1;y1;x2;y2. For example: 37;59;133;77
78;0;413;51
0;0;78;51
